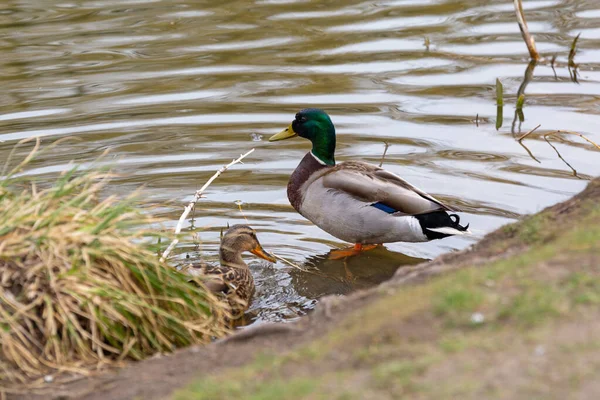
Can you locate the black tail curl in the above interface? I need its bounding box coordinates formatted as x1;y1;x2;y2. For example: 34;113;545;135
415;211;470;240
449;214;470;231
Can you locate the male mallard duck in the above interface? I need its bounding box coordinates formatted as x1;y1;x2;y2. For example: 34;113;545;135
269;108;469;257
183;224;275;315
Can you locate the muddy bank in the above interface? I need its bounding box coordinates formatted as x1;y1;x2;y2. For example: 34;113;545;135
16;177;600;400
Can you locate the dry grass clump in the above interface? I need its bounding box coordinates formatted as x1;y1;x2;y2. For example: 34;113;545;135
0;140;229;389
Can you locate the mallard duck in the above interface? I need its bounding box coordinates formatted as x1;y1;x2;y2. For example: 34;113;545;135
269;108;470;257
183;224;275;315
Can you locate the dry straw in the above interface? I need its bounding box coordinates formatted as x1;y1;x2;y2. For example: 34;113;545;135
0;139;229;391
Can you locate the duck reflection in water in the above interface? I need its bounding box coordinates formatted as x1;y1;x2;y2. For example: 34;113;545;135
243;245;426;324
289;245;426;300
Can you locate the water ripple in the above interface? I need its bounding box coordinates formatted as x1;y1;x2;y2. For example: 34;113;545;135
1;0;599;323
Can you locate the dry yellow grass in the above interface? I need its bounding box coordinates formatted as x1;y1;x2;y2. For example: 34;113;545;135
0;139;230;391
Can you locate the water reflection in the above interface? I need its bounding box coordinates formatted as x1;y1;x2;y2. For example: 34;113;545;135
292;247;426;299
246;246;426;323
1;0;600;323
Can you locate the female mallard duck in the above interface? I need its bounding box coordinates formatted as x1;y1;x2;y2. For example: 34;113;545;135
184;224;275;315
269;108;470;257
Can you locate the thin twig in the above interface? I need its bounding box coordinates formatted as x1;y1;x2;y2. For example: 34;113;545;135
272;253;333;279
544;136;582;179
272;253;307;272
542;130;600;179
544;130;600;151
514;0;539;61
160;148;255;262
236;200;249;223
379;142;390;167
518;140;541;163
517;124;541;142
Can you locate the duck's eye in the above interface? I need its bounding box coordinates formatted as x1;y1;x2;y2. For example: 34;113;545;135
295;114;306;123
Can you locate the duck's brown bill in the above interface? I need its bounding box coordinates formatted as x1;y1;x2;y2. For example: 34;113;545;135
268;124;297;142
250;245;277;262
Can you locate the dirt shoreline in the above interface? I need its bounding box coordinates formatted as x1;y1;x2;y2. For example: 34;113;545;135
12;177;600;400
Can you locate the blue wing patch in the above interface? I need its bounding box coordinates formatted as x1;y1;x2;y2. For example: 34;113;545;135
371;202;397;214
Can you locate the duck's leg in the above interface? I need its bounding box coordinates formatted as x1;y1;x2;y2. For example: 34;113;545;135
343;259;354;281
328;243;380;260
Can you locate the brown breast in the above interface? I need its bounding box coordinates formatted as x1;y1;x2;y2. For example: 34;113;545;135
287;152;328;211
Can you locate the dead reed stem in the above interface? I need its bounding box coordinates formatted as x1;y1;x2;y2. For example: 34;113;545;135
514;0;540;61
160;149;255;262
517;124;541;142
544;131;600;151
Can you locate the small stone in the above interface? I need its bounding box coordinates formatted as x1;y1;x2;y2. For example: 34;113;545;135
44;375;54;383
534;345;545;356
250;133;263;142
470;312;485;324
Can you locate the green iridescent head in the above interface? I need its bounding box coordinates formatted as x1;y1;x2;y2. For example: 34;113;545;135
269;108;336;166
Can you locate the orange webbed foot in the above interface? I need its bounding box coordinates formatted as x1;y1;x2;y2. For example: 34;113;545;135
328;243;381;260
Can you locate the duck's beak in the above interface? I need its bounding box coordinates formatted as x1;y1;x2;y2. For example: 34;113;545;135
269;124;297;142
250;244;277;262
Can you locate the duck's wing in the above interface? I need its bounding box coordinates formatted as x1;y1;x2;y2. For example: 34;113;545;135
184;263;229;293
320;161;460;215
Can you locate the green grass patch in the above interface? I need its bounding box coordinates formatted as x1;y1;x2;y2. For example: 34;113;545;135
372;357;433;389
566;272;600;305
434;285;484;322
498;284;563;326
175;376;318;400
518;213;552;244
438;333;470;353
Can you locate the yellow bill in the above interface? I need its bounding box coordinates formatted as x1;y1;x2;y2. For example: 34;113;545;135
269;124;297;142
250;245;277;262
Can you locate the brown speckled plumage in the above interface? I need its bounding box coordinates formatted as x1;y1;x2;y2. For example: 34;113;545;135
183;225;275;317
185;262;254;314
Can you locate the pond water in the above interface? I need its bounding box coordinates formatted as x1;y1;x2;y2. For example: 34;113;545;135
1;0;600;324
